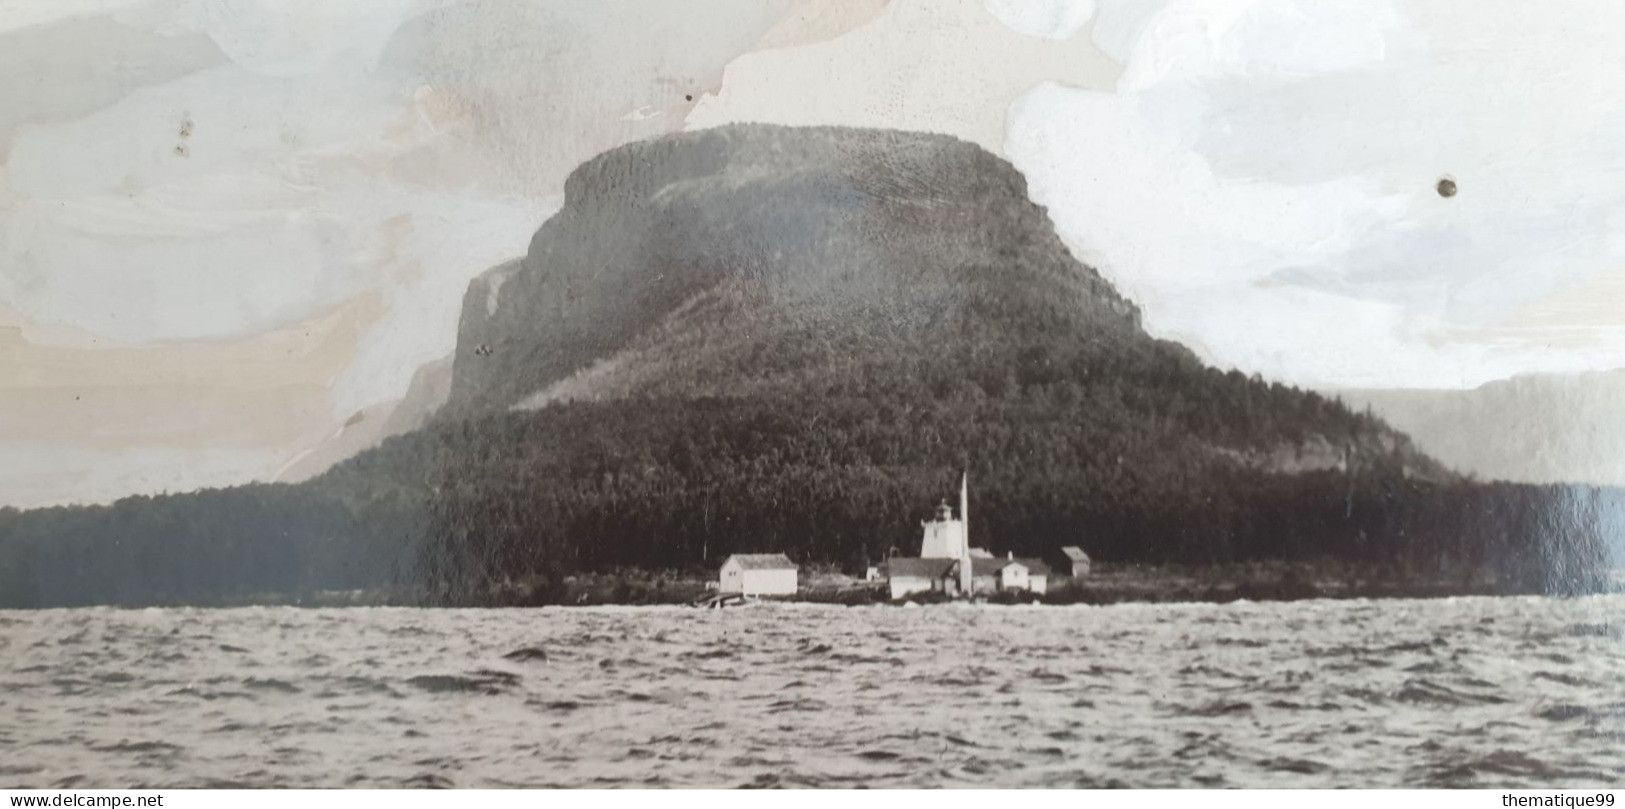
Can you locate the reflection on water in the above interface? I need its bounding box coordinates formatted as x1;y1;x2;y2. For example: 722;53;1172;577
2;597;1622;787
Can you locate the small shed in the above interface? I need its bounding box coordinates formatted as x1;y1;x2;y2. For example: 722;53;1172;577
971;556;1052;596
1015;557;1051;594
1061;546;1091;578
718;553;799;596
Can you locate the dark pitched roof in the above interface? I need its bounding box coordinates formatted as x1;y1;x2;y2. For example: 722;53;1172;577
1016;557;1052;576
966;557;1053;576
884;558;956;578
1061;546;1090;561
722;553;797;571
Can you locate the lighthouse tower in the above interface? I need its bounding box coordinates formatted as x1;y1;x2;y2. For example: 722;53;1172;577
914;471;977;598
919;497;967;558
956;471;973;597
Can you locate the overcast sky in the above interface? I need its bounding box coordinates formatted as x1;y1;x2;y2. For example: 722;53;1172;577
4;0;1625;506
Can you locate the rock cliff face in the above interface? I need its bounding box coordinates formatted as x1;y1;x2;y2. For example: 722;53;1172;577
442;123;1435;478
444;124;1146;415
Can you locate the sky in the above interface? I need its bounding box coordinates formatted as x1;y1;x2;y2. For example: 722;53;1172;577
3;0;1625;506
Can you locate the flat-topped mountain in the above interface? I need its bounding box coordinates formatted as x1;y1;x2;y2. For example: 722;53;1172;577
0;125;1614;608
445;125;1144;415
438;124;1434;478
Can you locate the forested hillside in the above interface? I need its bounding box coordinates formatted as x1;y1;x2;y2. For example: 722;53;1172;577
1;125;1617;608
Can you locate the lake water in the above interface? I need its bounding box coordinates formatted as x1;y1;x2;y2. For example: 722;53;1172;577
2;597;1622;788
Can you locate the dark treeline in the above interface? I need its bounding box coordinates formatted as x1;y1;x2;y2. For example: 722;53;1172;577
2;373;1618;607
401;390;1620;603
0;486;425;609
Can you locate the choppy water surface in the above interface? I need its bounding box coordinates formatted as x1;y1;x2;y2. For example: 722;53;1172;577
2;597;1622;788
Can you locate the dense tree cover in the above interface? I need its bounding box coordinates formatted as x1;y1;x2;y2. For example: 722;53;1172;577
2;369;1617;607
397;387;1619;603
0;485;426;608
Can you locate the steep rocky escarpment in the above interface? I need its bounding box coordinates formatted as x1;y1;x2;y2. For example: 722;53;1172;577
444;124;1143;415
441;124;1435;478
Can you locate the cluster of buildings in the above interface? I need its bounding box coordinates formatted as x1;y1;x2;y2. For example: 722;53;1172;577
879;474;1058;600
716;474;1092;601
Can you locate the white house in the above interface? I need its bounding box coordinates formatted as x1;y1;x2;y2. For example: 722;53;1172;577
1007;556;1050;594
970;555;1051;595
886;555;1050;599
884;557;957;599
718;553;799;596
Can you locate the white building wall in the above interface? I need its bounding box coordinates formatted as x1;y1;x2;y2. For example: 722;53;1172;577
739;568;797;596
889;575;936;600
999;564;1029;592
1029;575;1048;595
720;563;744;593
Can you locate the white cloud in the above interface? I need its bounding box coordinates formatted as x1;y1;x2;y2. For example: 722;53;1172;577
3;63;432;343
1006;0;1625;388
688;0;1118;155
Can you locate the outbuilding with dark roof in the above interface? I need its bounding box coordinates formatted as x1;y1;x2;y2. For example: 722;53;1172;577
1060;546;1091;577
719;553;799;596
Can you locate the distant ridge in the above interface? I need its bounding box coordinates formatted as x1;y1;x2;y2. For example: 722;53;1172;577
1338;368;1625;488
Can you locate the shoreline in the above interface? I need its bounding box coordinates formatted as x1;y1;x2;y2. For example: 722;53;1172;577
96;560;1603;610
